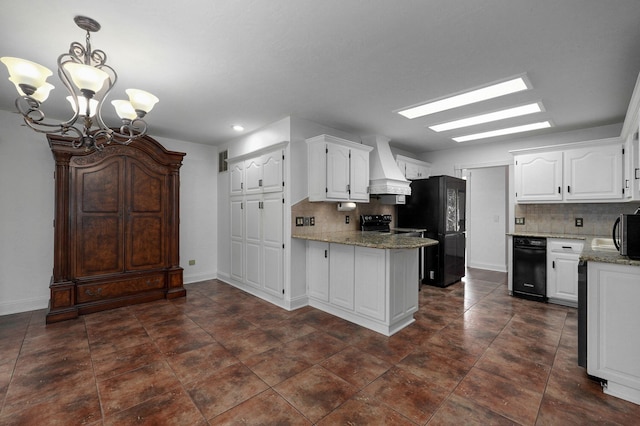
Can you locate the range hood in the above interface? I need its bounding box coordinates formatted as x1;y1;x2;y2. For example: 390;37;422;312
361;135;411;197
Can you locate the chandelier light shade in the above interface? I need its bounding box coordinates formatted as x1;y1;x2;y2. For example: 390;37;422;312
0;16;158;151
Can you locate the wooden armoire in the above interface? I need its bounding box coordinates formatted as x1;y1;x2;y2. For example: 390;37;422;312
46;134;186;323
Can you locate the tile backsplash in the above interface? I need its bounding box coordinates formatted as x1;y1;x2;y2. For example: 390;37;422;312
291;198;395;235
514;202;640;236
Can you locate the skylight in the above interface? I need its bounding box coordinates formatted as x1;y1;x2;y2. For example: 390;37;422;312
397;76;529;119
429;102;542;132
453;121;551;142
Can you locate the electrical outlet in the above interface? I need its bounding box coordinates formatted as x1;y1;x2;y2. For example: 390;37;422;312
515;217;525;225
345;215;350;224
310;217;315;226
304;217;310;226
575;217;583;227
188;259;196;266
295;216;304;226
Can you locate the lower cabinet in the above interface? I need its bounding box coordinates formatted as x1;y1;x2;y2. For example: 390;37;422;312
306;242;419;336
546;239;583;307
587;262;640;405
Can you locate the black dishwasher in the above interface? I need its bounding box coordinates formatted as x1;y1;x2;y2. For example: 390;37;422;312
513;236;547;302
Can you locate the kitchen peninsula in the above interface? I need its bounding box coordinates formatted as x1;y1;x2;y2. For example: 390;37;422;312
293;231;438;336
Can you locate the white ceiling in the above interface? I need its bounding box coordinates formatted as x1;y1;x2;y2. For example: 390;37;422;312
2;0;640;153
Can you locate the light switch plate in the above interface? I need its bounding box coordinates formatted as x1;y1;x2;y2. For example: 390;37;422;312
575;217;583;227
515;217;525;225
295;217;304;226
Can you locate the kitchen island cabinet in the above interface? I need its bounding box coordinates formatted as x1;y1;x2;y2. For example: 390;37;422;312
300;232;437;336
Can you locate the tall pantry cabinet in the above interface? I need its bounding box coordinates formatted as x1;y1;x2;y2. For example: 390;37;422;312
228;145;285;301
46;134;186;323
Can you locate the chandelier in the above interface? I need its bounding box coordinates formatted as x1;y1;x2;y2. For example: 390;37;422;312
1;16;158;151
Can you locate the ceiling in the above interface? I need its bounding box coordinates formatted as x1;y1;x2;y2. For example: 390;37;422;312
2;0;640;153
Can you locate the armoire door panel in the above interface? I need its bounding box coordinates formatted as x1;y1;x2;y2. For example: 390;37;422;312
77;215;123;276
128;216;164;269
130;162;163;212
80;161;121;213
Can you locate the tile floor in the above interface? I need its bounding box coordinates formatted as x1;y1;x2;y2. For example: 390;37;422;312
1;268;639;425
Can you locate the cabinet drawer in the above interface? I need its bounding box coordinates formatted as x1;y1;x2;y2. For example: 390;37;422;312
77;274;165;303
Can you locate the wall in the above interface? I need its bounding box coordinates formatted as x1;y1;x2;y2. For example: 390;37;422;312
0;109;218;315
291;198;394;236
514;202;639;236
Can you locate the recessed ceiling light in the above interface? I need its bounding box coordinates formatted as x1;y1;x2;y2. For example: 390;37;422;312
232;124;244;132
397;76;530;119
429;102;543;132
453;121;551;143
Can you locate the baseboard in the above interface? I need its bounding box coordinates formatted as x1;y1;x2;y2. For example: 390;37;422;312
183;272;218;284
467;261;507;272
0;295;49;316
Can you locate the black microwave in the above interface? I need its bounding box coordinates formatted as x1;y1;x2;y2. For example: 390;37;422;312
613;213;640;259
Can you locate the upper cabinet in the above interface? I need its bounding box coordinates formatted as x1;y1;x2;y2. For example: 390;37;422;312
396;155;431;180
513;139;626;203
307;134;373;202
229;148;284;196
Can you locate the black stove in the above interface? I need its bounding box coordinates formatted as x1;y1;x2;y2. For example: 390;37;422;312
360;214;392;232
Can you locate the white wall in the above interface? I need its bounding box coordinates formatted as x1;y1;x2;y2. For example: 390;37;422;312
155;136;218;284
0;109;218;315
466;167;508;272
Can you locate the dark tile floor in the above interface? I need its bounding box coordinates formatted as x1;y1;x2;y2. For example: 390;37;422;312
1;268;639;425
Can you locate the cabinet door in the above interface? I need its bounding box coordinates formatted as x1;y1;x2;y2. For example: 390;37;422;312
230;162;244;195
547;251;579;304
390;249;418;321
349;148;370;201
230;198;245;282
326;144;350;199
73;157;125;277
564;145;623;200
261;150;284;193
587;263;640;392
354;247;386;321
514;152;563;202
127;160;167;271
307;241;329;301
396;159;406;178
244;196;262;288
405;162;429;180
329;243;355;310
262;193;284;297
244;157;263;194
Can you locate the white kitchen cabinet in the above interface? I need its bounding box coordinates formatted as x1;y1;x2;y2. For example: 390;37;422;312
624;132;639;200
563;145;623;201
230;162;244;196
230;197;245;282
587;262;640;405
306;241;419;336
354;246;386;321
390;249;419;321
244;192;284;295
546;239;583;307
514;151;563;202
307;241;329;302
329;243;355;310
261;192;284;297
513;139;625;203
396;155;431;180
306;134;373;202
231;149;284;195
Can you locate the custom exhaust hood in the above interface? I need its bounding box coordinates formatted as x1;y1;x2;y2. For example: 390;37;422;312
361;135;411;199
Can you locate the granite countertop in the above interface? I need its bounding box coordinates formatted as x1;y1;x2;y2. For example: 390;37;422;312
292;231;439;250
507;232;640;267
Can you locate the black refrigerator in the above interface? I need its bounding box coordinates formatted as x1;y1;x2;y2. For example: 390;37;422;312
397;175;466;287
